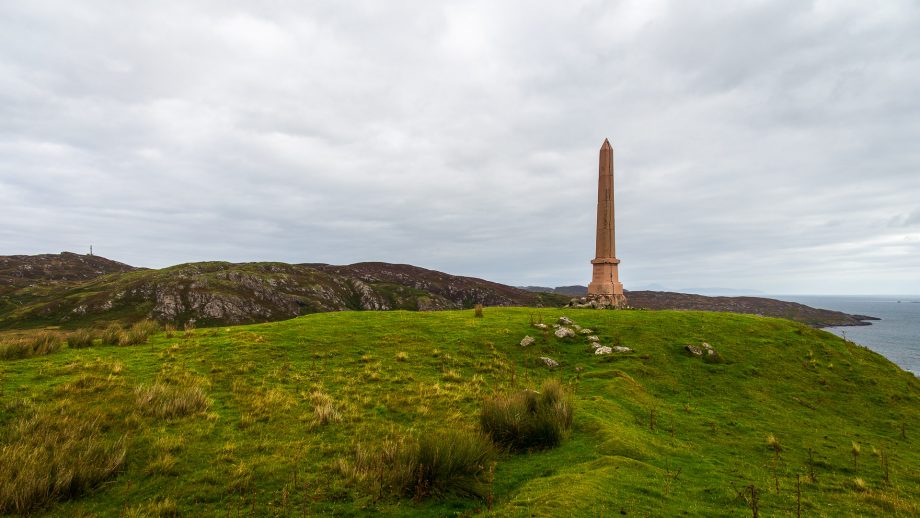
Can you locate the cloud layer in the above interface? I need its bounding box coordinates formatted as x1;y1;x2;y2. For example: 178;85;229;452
1;0;918;294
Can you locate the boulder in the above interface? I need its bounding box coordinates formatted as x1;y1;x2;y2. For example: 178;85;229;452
534;323;548;330
586;335;599;342
520;335;535;347
612;346;632;353
590;342;602;349
558;316;574;325
685;344;703;357
595;346;612;355
554;327;575;338
540;356;559;368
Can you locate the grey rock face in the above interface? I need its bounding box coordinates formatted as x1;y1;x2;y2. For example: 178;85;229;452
540;356;559;368
520;335;535;347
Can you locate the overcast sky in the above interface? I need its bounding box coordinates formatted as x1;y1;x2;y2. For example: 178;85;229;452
1;1;919;294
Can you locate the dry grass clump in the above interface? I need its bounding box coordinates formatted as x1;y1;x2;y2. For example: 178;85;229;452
0;332;63;360
341;429;495;500
122;497;178;518
310;390;342;425
474;304;484;318
119;320;159;346
0;411;126;514
135;383;210;419
67;329;96;349
480;379;574;451
395;351;409;362
100;324;122;346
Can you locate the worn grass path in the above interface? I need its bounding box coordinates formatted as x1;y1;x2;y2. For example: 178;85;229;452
1;308;917;516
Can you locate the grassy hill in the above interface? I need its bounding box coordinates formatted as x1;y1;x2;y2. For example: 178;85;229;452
1;308;917;516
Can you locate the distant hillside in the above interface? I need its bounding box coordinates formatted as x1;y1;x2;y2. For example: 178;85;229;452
0;252;137;295
0;256;569;329
519;285;588;297
521;286;876;328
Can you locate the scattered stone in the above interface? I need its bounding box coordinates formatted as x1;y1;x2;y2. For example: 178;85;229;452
540;356;559;368
686;342;718;358
579;328;594;335
587;335;599;342
590;342;602;349
558;316;574;325
612;346;632;353
534;323;548;330
554;327;575;338
520;335;535;347
685;344;703;357
552;324;561;329
595;346;612;355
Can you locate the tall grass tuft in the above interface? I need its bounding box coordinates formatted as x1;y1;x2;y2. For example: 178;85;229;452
342;429;495;500
480;379;574;451
0;332;63;360
119;320;159;346
100;324;122;346
135;383;210;419
0;411;126;514
67;329;96;349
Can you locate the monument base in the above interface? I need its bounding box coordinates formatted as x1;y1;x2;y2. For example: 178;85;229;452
568;293;628;309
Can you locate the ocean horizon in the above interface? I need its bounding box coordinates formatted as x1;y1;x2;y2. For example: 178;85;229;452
773;294;920;376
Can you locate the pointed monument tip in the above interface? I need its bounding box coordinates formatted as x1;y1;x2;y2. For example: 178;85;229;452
601;138;612;149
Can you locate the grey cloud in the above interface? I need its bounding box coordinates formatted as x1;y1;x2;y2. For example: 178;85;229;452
1;0;919;294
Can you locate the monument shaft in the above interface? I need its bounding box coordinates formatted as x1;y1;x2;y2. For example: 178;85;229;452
587;139;626;306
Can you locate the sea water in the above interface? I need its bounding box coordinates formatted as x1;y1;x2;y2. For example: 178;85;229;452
773;295;920;376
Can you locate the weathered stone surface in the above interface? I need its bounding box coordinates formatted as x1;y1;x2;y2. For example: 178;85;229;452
540;356;559;368
520;335;535;347
685;344;703;356
587;335;600;342
533;323;548;330
590;342;602;349
554;327;575;338
686;342;718;358
595;346;612;355
612;346;632;353
558;316;574;326
579;328;594;335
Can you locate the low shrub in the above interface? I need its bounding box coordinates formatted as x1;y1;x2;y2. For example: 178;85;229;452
480;379;574;451
135;383;210;419
0;411;126;514
343;429;495;500
67;329;95;349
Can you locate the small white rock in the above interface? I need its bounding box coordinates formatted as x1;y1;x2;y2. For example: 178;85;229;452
612;346;632;353
540;356;559;367
579;328;594;335
554;327;575;338
595;346;612;355
558;316;574;326
534;323;548;330
586;335;599;342
590;342;602;349
520;335;535;347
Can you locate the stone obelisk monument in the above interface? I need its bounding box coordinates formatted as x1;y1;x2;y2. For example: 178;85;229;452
587;139;626;307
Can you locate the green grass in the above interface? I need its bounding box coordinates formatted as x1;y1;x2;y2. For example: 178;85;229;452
0;308;917;516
